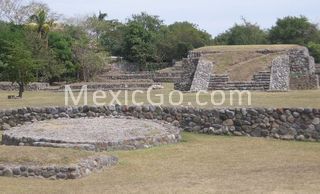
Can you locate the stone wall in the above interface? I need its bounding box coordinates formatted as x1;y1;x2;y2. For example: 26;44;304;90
269;55;290;91
289;48;316;74
288;48;319;90
290;74;319;90
316;64;320;85
1;105;320;142
190;59;213;92
269;48;319;91
174;58;199;91
0;156;117;180
0;82;49;91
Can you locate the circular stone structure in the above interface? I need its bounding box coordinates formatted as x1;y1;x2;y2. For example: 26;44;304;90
2;117;181;151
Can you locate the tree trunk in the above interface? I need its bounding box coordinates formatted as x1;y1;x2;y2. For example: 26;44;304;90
18;82;24;98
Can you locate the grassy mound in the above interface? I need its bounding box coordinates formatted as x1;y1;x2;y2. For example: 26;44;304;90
194;44;301;81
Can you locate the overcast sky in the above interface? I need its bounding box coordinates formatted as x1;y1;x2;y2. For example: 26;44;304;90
41;0;320;36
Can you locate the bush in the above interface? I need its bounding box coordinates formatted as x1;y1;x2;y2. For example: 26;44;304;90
307;42;320;63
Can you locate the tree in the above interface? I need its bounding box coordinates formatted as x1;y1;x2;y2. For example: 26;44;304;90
122;12;163;70
28;9;55;40
67;25;107;81
0;0;53;24
307;42;320;63
85;11;109;43
158;22;212;61
269;16;320;45
214;19;268;45
100;19;125;56
0;23;36;97
48;31;74;80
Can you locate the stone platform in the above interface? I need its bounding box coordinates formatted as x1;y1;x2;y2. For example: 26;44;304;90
2;117;181;151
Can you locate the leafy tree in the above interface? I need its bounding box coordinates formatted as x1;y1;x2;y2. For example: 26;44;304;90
307;42;320;63
122;12;163;70
158;22;212;61
86;11;109;42
214;19;268;45
67;25;107;81
100;20;125;56
269;16;320;45
48;31;74;79
0;23;36;97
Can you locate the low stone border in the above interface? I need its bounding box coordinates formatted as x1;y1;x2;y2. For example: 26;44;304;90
2;117;182;151
0;82;49;91
0;155;118;180
1;105;320;142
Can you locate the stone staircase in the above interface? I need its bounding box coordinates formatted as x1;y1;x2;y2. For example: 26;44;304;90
154;61;183;83
65;70;157;91
252;71;271;82
208;71;271;91
208;74;229;90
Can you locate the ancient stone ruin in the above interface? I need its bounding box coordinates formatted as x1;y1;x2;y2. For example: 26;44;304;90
175;46;320;91
3;117;181;151
1;105;320;179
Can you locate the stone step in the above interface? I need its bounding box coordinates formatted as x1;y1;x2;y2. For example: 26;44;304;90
60;82;154;91
96;79;154;83
155;72;183;77
254;74;270;77
208;80;270;90
58;87;152;92
99;74;153;80
153;77;181;83
315;64;320;74
253;78;271;81
255;71;271;74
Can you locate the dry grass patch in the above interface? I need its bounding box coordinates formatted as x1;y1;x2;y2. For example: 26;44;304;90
194;44;300;52
0;146;99;166
1;133;320;193
0;84;320;108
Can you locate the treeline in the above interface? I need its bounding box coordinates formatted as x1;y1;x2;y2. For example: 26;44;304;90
101;12;212;70
0;1;212;97
214;17;320;62
1;0;320;98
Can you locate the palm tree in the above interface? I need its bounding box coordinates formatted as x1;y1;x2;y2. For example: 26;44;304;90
28;9;54;39
98;11;107;21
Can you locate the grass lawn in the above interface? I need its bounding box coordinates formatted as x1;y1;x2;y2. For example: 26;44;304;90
0;84;320;109
1;133;320;193
1;84;320;193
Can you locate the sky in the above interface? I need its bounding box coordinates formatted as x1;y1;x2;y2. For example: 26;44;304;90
40;0;320;36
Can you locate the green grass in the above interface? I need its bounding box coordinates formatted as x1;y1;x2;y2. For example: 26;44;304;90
1;84;320;109
1;83;320;193
1;133;320;193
